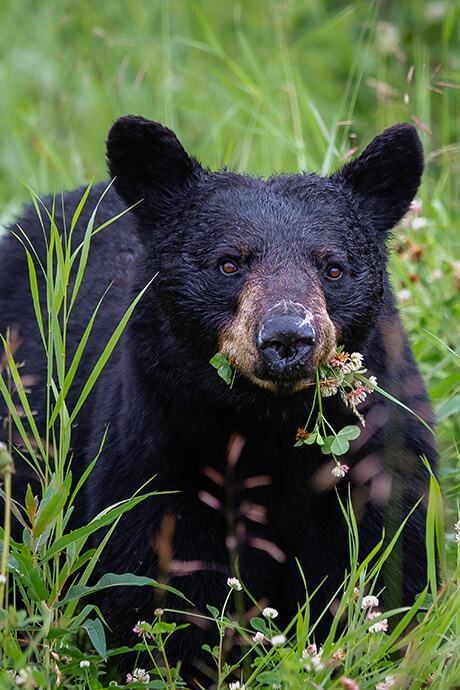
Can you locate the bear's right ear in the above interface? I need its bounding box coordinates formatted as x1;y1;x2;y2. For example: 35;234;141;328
333;123;424;235
106;115;200;218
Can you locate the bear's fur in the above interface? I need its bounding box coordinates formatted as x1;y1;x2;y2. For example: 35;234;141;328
0;118;436;677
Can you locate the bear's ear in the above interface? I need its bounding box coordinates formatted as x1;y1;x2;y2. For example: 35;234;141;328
106;115;200;216
333;123;424;234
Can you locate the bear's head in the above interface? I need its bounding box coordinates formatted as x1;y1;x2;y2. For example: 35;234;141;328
107;117;423;395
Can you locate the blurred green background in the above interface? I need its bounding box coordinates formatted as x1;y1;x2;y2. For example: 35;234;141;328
1;0;459;525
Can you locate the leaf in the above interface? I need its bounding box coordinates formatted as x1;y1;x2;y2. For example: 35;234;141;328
33;473;72;538
210;353;229;368
26;567;49;602
321;436;335;455
330;425;361;456
25;484;36;526
218;364;232;384
436;395;460;422
210;353;233;385
82;618;107;660
250;617;269;635
56;572;191;607
67;275;156;427
206;605;220;619
43;492;155;562
315;430;324;445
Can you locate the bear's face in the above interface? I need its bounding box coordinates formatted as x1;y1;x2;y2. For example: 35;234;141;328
154;176;384;393
106;117;424;395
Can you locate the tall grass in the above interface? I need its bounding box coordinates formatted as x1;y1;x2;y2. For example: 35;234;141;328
0;0;459;687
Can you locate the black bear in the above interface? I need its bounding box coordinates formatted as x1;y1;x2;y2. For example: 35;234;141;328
0;118;436;678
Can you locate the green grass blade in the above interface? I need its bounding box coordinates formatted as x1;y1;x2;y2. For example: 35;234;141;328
67;275;156;428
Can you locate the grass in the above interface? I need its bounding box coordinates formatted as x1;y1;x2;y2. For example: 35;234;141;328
0;0;459;687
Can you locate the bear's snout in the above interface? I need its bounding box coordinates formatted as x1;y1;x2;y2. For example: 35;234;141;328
257;303;316;374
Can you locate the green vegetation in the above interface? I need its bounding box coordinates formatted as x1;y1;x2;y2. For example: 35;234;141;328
0;0;459;687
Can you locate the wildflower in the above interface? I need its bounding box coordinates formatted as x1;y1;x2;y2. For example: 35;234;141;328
338;353;360;374
331;463;349;479
376;676;396;690
329;648;346;668
14;668;38;687
347;385;368;406
272;685;282;689
227;576;243;591
0;574;6;585
411;216;427;231
303;643;318;656
455;520;460;544
229;682;245;690
154;607;164;615
319;376;340;397
126;668;150;684
252;631;265;644
262;607;278;619
363;375;377;392
361;595;379;610
296;428;310;441
340;678;359;690
302;645;324;672
270;634;286;647
79;660;90;668
330;351;349;370
410;199;422;214
133;621;151;637
367;611;388;633
397;288;411;303
427;268;442;283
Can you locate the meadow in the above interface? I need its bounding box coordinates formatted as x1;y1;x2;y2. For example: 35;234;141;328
0;0;459;687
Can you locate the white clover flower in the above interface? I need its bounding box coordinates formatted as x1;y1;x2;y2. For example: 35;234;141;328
364;376;377;392
0;574;7;585
229;682;245;690
79;660;90;668
410;199;422;214
252;631;265;644
367;612;388;633
349;352;364;371
14;669;31;686
361;595;379;610
302;643;317;658
262;607;278;619
319;377;340;397
270;634;286;647
427;268;442;283
411;216;427;231
272;684;282;689
303;655;324;672
397;288;412;303
302;644;324;672
376;676;396;690
227;576;243;591
127;668;150;684
331;463;349;479
347;385;368;406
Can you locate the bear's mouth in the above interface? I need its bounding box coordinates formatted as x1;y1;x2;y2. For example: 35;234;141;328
243;365;317;395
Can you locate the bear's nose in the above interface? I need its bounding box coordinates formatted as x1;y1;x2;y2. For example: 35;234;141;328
257;313;316;373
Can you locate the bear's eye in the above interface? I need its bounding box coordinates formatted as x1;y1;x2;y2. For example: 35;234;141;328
220;260;239;275
326;266;343;280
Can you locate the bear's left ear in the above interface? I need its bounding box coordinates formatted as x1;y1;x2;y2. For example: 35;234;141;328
106;115;201;219
333;123;424;234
